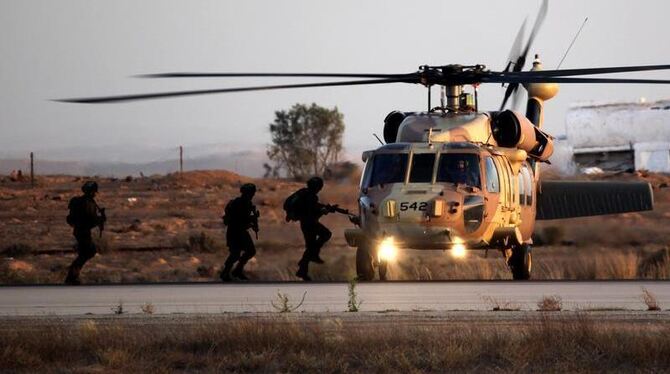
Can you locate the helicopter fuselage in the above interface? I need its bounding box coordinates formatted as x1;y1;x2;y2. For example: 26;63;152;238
345;111;540;254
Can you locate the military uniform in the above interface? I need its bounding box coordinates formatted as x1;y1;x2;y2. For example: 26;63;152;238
65;182;104;285
221;184;258;281
295;178;332;281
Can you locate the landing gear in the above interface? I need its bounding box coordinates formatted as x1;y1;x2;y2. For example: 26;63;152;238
356;240;389;281
356;241;375;281
378;260;388;281
507;243;532;280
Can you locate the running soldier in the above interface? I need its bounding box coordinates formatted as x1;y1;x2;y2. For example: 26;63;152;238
221;183;259;281
65;181;106;285
285;177;344;281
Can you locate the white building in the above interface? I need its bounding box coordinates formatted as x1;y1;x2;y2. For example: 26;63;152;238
565;99;670;173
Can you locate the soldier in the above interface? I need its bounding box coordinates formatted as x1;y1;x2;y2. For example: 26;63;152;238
65;181;106;285
221;183;259;281
291;177;334;281
452;158;480;187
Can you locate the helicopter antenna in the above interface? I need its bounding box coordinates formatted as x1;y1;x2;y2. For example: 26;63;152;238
373;133;385;145
557;17;588;69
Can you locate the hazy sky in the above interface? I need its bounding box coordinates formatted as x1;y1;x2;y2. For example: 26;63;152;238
2;0;670;160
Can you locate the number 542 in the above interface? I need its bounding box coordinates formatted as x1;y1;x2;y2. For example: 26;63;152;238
399;202;428;211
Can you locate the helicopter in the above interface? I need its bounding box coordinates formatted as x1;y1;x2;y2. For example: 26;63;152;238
59;0;668;280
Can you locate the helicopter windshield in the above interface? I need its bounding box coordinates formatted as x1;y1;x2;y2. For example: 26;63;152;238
436;153;481;188
409;153;436;183
368;153;408;187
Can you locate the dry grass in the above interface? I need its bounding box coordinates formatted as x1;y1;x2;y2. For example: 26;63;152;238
482;296;521;311
642;288;662;311
141;303;155;315
537;295;563;311
270;291;306;313
1;315;670;372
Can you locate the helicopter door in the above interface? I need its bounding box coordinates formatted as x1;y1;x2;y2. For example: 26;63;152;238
493;156;513;211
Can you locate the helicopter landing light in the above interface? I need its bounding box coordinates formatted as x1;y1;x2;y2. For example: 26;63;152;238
378;237;398;263
383;200;397;218
451;237;467;259
432;199;445;217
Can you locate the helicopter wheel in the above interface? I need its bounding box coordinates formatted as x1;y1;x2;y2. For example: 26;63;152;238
356;240;375;281
378;260;389;281
508;244;532;280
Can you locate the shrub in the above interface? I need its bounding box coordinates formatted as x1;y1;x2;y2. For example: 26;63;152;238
347;278;362;312
1;243;33;258
186;232;220;253
271;291;306;313
537;295;563;311
642;287;661;311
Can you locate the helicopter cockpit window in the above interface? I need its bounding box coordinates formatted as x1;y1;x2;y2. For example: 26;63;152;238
436;154;481;188
485;157;500;193
409;153;436;183
368;153;408;187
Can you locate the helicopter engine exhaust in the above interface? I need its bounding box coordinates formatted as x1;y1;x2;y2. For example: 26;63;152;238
490;110;553;161
383;111;408;143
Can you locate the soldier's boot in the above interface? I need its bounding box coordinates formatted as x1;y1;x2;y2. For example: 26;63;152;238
231;263;249;281
64;265;82;285
220;263;234;282
295;260;312;281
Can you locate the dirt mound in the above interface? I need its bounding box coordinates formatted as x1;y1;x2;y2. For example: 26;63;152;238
163;170;253;188
6;260;33;272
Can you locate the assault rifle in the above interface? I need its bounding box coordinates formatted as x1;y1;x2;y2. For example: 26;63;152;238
98;207;106;238
250;206;260;240
324;204;361;226
92;199;107;238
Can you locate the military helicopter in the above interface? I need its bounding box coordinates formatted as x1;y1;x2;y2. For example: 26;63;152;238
60;0;668;280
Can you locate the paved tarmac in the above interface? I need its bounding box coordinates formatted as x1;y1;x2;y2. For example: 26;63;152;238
1;281;668;316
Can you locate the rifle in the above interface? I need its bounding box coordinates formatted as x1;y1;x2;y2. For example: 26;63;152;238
325;204;350;216
98;207;106;238
324;204;360;226
92;199;107;238
250;206;260;240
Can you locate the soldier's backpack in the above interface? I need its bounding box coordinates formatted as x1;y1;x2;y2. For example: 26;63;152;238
222;199;234;226
283;188;308;222
66;196;84;227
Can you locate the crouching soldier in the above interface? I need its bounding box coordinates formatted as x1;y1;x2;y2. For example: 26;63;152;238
65;181;106;285
221;183;259;281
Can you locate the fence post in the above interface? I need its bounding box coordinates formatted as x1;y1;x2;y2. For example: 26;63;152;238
179;146;183;174
30;152;34;187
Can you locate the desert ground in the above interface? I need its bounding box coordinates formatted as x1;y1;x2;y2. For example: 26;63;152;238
1;169;670;284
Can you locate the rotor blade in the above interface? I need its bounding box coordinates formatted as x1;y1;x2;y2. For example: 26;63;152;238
521;0;548;59
499;83;518;110
485;76;670;84
138;72;414;79
506;64;670;77
505;19;526;71
510;85;523;111
55;77;416;104
499;0;544;110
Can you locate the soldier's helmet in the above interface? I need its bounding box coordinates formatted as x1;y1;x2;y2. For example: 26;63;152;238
81;181;99;194
240;183;257;196
306;176;324;192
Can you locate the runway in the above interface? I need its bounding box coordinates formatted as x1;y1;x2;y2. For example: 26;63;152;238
1;281;668;316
